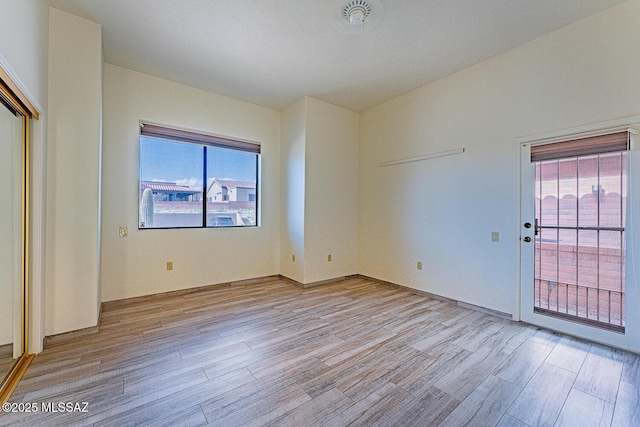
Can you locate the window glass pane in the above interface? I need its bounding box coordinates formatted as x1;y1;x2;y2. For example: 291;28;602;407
206;147;258;227
533;139;627;329
139;137;203;228
598;230;624;294
558;228;577;286
539;161;558;227
577;156;599;228
558;158;577;228
539;227;558;284
577;229;597;289
598;152;625;228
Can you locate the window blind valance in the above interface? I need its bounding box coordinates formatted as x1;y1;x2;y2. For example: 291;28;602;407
140;122;260;154
530;131;629;162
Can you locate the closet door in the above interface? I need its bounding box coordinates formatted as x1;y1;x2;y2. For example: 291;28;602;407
0;103;23;388
0;65;37;403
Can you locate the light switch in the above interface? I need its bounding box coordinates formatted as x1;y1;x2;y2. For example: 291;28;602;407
119;226;128;237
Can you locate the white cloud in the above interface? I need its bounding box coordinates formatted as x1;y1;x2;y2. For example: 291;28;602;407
175;177;203;189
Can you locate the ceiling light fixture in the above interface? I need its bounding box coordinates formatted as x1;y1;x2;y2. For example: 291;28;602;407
343;0;372;27
333;0;383;35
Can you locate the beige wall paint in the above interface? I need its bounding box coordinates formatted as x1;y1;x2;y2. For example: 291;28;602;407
359;1;640;317
304;98;359;283
46;8;102;335
280;98;307;283
0;0;48;109
280;97;359;284
101;64;281;301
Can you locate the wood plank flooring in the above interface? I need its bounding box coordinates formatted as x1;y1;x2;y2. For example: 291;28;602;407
1;276;639;426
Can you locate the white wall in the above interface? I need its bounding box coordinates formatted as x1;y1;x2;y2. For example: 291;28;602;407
46;8;102;335
101;64;281;301
0;0;48;108
359;1;640;317
280;98;307;283
304;98;359;283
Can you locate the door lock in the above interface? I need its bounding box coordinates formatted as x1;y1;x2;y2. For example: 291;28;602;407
523;236;532;242
524;222;532;228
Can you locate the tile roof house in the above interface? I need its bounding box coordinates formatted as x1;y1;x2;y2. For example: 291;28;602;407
207;179;257;203
140;180;201;201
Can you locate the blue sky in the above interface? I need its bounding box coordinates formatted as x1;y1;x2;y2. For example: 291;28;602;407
139;137;257;188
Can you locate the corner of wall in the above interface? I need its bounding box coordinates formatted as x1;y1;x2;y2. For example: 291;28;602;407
45;7;103;335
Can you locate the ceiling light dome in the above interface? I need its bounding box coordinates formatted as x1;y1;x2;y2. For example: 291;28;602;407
343;0;372;26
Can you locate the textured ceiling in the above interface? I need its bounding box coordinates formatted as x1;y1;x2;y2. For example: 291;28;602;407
46;0;626;112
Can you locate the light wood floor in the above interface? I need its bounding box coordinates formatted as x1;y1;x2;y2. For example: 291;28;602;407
2;276;639;426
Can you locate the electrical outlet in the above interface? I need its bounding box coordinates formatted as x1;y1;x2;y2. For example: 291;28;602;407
417;261;423;270
166;261;173;271
491;232;500;242
119;226;128;237
292;254;295;262
328;254;332;262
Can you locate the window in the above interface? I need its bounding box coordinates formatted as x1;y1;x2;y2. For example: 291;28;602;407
138;122;260;229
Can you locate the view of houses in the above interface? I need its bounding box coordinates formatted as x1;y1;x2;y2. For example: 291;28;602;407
138;178;257;228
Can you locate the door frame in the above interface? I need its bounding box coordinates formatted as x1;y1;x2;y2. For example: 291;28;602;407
516;115;640;353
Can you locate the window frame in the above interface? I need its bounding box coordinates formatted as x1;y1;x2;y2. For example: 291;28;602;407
138;121;261;230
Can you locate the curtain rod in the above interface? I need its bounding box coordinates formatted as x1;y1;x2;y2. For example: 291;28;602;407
379;148;465;167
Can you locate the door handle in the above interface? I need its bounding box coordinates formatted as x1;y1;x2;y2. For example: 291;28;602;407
523;236;532;242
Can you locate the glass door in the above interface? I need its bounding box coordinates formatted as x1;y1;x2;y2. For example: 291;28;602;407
520;130;632;346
